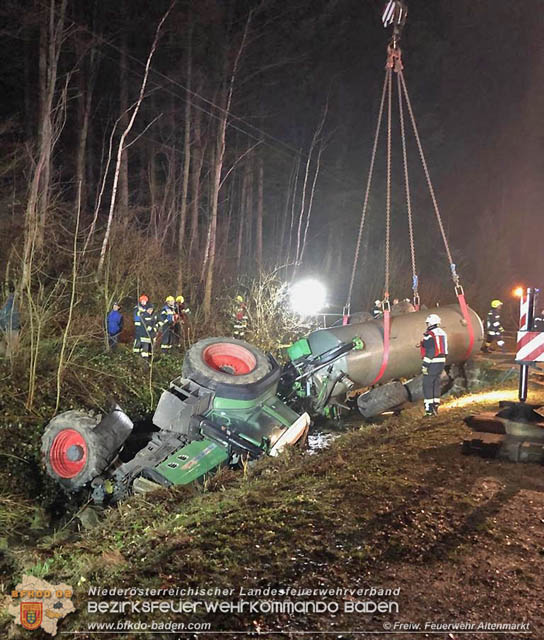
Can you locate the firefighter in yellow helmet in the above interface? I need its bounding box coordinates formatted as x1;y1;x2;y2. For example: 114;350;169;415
483;299;505;352
231;295;248;339
173;294;191;346
159;296;176;353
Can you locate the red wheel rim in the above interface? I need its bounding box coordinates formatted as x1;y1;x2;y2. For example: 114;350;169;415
203;343;257;375
49;429;88;478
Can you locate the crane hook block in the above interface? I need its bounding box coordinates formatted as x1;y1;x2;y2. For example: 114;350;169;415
382;1;408;29
386;44;403;72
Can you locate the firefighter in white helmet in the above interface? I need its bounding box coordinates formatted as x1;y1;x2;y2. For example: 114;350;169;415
371;299;383;319
420;313;448;416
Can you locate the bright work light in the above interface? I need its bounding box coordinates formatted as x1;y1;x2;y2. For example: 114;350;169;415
289;279;327;316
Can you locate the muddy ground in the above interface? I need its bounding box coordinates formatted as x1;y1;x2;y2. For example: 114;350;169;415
0;357;543;639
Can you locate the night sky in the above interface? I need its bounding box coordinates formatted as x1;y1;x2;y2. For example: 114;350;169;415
289;0;544;298
0;0;542;308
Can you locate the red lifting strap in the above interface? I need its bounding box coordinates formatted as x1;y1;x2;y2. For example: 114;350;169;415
457;291;475;360
371;309;391;385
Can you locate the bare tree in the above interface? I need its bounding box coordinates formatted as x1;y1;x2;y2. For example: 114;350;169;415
97;3;173;274
202;11;253;316
177;24;193;291
22;0;68;289
293;99;328;273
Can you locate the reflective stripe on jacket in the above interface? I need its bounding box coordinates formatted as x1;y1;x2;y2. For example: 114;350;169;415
421;325;448;364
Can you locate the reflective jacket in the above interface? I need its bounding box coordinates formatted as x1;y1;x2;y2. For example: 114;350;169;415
141;311;158;341
133;304;146;327
486;309;503;336
160;304;176;329
420;325;448;364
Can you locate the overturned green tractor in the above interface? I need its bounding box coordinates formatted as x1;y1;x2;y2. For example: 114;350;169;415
42;337;309;504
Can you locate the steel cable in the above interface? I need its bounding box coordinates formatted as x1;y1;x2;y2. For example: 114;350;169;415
398;70;459;286
396;72;418;297
345;69;389;310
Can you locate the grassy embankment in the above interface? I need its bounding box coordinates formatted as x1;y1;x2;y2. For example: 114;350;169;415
0;345;182;540
1;375;543;640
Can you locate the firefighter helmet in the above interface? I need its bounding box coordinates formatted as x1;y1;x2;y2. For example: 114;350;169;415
235;295;244;303
176;295;184;303
138;294;148;305
491;299;503;308
165;296;175;304
425;313;441;325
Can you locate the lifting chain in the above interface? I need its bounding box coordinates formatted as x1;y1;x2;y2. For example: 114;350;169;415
397;72;419;308
344;70;389;313
398;70;461;289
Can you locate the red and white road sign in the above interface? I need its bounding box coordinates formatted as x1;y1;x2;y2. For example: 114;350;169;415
516;331;544;363
519;293;530;330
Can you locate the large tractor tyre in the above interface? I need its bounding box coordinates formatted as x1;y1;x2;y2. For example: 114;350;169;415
182;337;280;400
41;409;133;492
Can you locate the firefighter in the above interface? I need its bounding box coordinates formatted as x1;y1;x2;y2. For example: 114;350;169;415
132;294;148;354
106;302;123;351
159;296;176;353
175;295;190;322
140;303;157;360
174;295;191;346
420;313;448;416
232;295;248;340
371;300;383;319
484;299;505;352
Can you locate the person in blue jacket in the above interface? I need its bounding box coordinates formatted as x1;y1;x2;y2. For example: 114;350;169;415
0;284;20;357
106;302;124;351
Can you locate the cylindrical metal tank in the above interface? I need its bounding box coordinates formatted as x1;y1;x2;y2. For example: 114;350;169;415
306;304;483;399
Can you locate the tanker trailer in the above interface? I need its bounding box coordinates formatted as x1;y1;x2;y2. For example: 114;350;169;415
280;304;484;418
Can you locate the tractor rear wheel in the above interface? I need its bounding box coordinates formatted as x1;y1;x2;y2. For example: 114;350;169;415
182;337;280;399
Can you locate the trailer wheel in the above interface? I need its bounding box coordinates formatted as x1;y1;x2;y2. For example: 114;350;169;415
182;337;279;399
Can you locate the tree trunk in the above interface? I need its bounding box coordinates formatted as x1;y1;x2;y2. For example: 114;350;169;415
75;45;99;213
278;156;297;265
97;5;172;274
188;102;203;261
202;11;253;316
245;159;254;263
177;27;193;291
118;22;130;224
285;151;301;265
256;151;263;267
236;166;247;271
22;0;67;287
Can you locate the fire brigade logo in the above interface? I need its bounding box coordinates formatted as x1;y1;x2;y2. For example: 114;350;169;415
8;575;75;636
21;602;43;630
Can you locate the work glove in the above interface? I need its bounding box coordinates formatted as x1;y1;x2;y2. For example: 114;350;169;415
421;365;428;375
